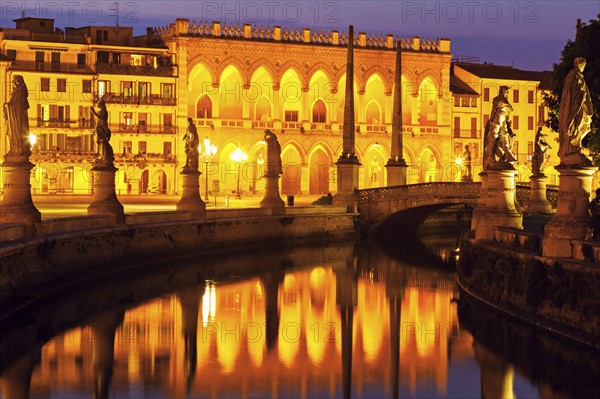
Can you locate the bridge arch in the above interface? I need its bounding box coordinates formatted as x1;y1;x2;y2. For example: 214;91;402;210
357;182;480;234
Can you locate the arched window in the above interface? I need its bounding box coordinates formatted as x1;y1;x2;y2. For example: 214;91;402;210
312;100;326;123
197;95;212;119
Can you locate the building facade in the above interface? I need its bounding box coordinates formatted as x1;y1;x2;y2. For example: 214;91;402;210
1;17;566;197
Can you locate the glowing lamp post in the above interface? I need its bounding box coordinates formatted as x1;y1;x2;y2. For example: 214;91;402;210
199;137;217;201
28;133;37;149
230;148;248;199
455;157;463;181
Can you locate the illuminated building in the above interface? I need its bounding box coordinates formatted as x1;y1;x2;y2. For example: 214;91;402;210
1;17;557;195
451;62;555;184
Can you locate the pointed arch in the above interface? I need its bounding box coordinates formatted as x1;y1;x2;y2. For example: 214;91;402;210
188;62;217;118
216;58;249;86
249;65;276;119
308;143;333;195
281;143;302;195
363;142;388;188
219;64;244;119
363;67;392;95
417;76;439;126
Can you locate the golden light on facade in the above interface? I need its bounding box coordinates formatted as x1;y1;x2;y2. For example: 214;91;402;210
230;147;248;199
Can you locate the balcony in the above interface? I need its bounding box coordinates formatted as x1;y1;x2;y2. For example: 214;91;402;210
96;63;177;77
114;152;177;164
31;150;95;163
34;119;96;129
453;129;480;138
9;61;95;74
98;93;176;106
112;124;177;134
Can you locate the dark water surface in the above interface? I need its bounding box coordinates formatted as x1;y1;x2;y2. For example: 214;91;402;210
0;228;598;398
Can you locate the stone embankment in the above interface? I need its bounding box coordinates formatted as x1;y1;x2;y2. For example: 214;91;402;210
458;226;600;349
0;207;358;311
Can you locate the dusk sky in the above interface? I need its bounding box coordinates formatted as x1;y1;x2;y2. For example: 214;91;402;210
3;1;599;71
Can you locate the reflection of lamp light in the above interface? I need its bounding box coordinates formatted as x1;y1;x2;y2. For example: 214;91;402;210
230;147;248;199
28;133;37;148
201;281;216;327
199;137;217;201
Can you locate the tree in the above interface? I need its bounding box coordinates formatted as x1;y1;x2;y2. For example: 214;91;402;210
543;15;600;165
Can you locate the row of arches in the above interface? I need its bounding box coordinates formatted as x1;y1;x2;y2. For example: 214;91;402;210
188;63;441;126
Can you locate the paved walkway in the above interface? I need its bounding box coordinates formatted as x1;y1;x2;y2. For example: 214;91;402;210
32;193;325;219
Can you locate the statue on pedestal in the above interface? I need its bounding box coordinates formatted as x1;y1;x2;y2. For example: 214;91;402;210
531;127;551;175
558;57;594;166
462;144;472;181
182;118;199;173
91;99;115;168
3;75;31;157
264;129;282;177
483;86;517;168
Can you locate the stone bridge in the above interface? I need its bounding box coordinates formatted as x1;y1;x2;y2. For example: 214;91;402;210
357;182;559;234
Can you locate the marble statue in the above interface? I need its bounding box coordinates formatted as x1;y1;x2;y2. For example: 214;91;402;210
462;144;472;180
558;57;594;166
182;118;199;173
483;86;517;167
90;99;114;168
264;129;282;176
531;127;551;175
3;75;31;157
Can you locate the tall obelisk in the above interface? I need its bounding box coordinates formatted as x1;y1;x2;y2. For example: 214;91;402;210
385;41;408;186
333;25;362;212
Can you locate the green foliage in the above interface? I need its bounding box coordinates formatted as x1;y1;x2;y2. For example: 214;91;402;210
542;15;600;165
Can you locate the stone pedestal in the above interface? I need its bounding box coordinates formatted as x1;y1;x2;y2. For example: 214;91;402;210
525;174;552;214
333;158;361;213
472;167;522;240
542;166;596;258
176;171;206;218
0;156;41;224
385;160;408;186
260;174;285;215
87;166;124;224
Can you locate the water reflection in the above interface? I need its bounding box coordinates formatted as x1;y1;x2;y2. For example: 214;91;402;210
0;231;598;398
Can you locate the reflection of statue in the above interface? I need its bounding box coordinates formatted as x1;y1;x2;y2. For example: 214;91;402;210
531;127;551;175
182;118;199;173
558;57;594;166
264;129;282;176
483;86;516;167
3;75;31;156
462;144;472;180
90;99;114;167
369;156;381;183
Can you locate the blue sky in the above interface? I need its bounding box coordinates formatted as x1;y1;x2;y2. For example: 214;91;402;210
2;1;599;71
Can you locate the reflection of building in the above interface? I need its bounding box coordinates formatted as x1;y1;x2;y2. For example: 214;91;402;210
27;264;473;397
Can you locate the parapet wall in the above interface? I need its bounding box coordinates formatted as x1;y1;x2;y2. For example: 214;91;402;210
0;212;358;308
457;237;600;348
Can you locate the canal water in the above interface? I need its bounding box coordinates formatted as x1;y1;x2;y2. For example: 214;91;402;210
0;228;598;398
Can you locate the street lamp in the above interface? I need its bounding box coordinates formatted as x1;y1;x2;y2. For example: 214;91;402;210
199;137;217;201
230;147;248;199
28;133;37;149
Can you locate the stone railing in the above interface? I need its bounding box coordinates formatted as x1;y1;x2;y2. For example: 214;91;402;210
150;20;450;52
358;182;480;202
96;63;177;77
358;182;559;208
